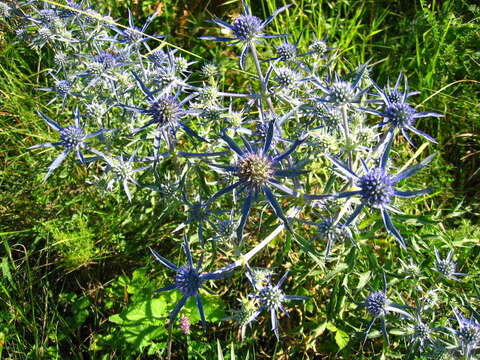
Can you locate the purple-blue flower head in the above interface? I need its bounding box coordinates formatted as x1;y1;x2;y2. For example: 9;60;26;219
201;0;291;69
246;269;308;340
363;73;443;146
311;72;369;107
328;137;435;248
149;235;230;327
119;72;203;156
447;309;480;359
432;247;467;281
207;121;305;242
360;272;413;344
29;107;106;183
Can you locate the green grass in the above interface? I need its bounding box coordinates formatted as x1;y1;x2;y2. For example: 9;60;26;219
1;0;479;358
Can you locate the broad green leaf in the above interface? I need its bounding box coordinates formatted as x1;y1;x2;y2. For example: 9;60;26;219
335;328;349;350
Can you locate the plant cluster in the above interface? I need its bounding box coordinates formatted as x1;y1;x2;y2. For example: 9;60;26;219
2;0;478;358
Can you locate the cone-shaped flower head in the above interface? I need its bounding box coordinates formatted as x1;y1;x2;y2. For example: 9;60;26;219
326;136;435;248
246;269;308;340
149;235;230;327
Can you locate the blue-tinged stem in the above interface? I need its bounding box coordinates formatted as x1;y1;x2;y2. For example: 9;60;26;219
249;42;275;113
341;105;353;185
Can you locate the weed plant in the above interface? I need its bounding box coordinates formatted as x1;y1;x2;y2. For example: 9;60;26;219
0;0;479;359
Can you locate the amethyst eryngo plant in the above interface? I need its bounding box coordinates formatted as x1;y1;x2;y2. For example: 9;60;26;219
12;0;468;354
246;268;308;340
326;137;435;248
29;107;106;183
200;0;291;69
206;120;305;245
149;236;230;327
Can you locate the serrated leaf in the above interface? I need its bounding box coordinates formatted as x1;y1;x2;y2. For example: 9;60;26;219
322;263;348;284
357;271;371;289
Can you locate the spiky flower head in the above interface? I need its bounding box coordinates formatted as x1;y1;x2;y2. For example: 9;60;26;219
59;125;85;150
54;51;68;68
95;50;118;70
148;50;165;66
433;247;466;281
274;66;298;88
328;81;356;105
201;1;291;69
365;291;388;317
55;79;72;96
232;14;263;41
37;27;53;42
175;264;201;297
246;266;275;290
149;236;230;327
0;3;11;19
385;102;416;128
363;74;442;146
359;168;395;207
420;288;440;309
309;38;327;56
258;284;285;309
448;309;480;359
275;42;297;62
326;136;435;248
174;55;189;74
247;270;308;340
198;85;219;107
201;62;220;79
29;108;106;183
154;67;177;89
413;322;432;346
148;95;181;126
457;323;480;350
237;153;274;189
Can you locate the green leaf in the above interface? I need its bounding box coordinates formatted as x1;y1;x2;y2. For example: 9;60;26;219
356;271;371;289
217;339;224;360
334;328;349;350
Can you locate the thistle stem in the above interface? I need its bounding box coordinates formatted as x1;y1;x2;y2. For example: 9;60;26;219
217;206;302;273
250;42;275;113
341;105;353;185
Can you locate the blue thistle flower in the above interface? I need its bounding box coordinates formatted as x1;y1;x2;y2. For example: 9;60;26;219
327;137;435;248
362;73;443;146
109;10;162;48
29;107;106;183
119;72;204;156
264;32;304;64
94;151;152;202
311;71;369;107
201;0;291;69
360;272;413;344
409;315;434;350
297;215;354;259
447;309;480;359
206;121;305;242
149;235;230;327
301;34;334;58
246;269;308;340
37;72;79;109
173;193;225;246
432;247;467;281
